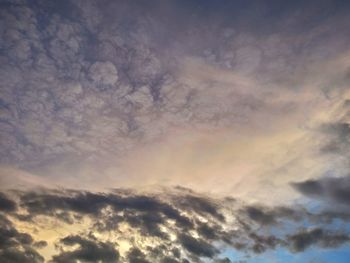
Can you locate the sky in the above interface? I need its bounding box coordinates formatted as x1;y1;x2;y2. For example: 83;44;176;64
0;0;350;262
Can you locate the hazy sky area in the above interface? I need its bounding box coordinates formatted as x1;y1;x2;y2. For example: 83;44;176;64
0;0;350;262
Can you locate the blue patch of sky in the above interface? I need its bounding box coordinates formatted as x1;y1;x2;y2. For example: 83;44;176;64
219;246;350;263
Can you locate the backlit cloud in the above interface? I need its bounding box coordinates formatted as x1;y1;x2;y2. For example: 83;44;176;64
1;0;350;262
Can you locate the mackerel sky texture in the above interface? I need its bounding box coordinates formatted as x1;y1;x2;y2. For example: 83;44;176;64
0;0;350;262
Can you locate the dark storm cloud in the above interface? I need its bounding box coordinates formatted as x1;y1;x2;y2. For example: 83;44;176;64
1;188;349;262
196;221;221;240
50;235;119;263
243;205;304;226
248;233;282;254
244;206;276;225
20;190;110;216
19;190;194;232
172;194;225;221
123;210;169;239
0;215;32;248
178;234;219;258
287;228;350;252
0;214;44;263
126;248;150;263
293;176;350;206
243;203;350;227
0;193;16;212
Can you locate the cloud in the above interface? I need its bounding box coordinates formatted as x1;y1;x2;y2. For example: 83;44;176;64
293;175;350;206
244;206;276;225
178;234;219;259
50;235;119;263
89;61;119;86
0;214;44;263
287;228;350;252
126;248;151;263
0;187;349;262
0;0;349;197
33;241;48;249
1;1;350;261
0;193;16;212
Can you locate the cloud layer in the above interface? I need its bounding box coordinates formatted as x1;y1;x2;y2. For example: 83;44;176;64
1;1;350;262
1;0;349;192
1;187;350;262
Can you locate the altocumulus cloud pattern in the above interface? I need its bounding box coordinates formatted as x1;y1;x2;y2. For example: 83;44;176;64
1;0;350;262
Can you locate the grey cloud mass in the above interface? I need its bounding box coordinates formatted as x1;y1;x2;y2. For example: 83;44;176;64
50;235;119;263
0;214;44;263
293;175;350;206
1;188;350;262
1;0;349;173
287;228;350;253
0;193;17;212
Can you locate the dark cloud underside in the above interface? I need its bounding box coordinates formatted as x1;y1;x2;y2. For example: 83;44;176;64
1;188;350;262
